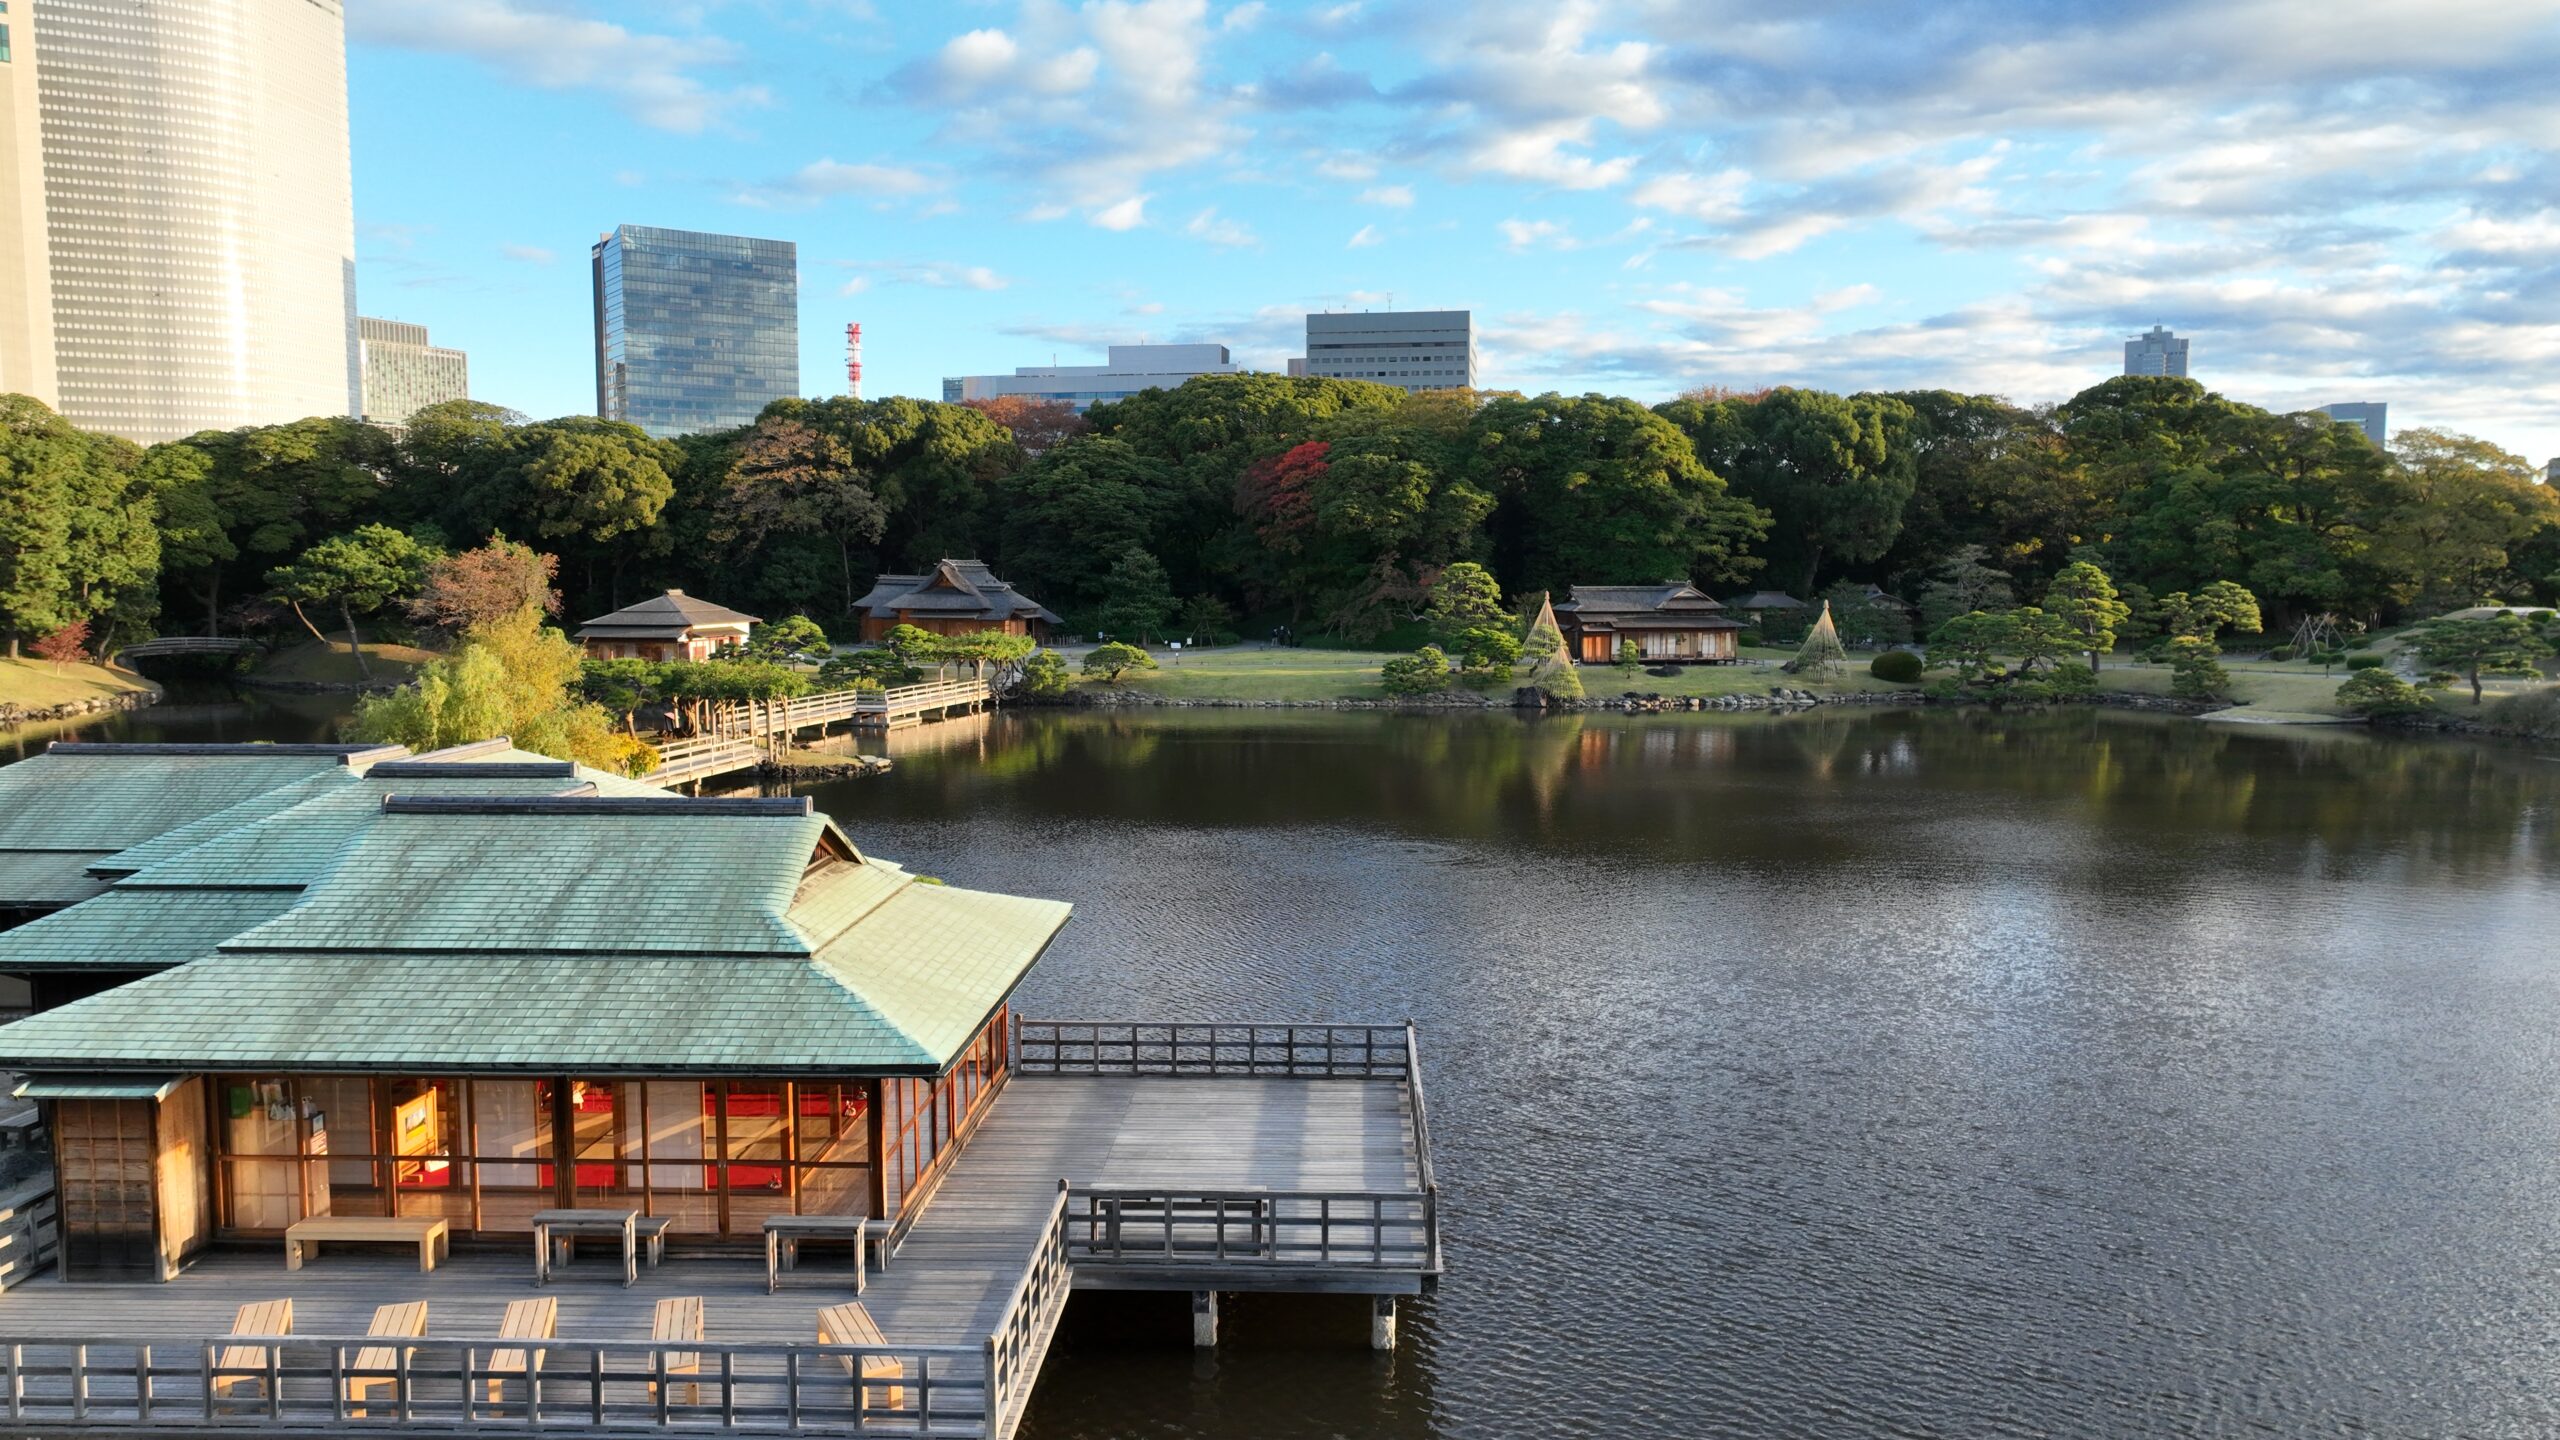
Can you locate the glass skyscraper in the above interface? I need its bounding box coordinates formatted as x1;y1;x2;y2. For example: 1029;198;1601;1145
592;225;798;438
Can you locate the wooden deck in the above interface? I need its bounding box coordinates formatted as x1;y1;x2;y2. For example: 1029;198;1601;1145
639;680;994;787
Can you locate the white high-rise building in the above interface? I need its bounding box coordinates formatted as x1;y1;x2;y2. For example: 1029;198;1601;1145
17;0;358;441
940;343;1238;413
0;10;54;408
358;317;468;428
2123;325;2190;379
1297;310;1476;392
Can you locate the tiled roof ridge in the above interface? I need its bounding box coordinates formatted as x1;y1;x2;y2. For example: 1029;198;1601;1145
366;761;578;779
47;742;408;763
787;861;917;952
377;795;809;817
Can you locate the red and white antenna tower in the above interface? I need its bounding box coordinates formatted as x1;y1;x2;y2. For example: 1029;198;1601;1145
844;322;863;399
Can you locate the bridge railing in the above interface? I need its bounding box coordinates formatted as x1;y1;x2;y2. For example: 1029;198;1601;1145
1010;1020;1415;1079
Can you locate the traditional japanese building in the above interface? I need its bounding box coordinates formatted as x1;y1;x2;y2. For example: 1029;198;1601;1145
575;590;761;661
1553;584;1745;664
853;561;1059;643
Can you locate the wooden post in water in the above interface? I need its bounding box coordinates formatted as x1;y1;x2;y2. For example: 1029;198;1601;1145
1191;1290;1218;1347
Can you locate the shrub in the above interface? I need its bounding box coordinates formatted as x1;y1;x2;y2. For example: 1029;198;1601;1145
2484;686;2560;738
2337;668;2432;717
2047;661;2097;697
2268;646;2295;661
1616;638;1641;673
1015;651;1071;699
2313;649;2347;666
1380;646;1451;697
1082;642;1157;682
1453;625;1521;673
2344;653;2384;671
2165;637;2230;701
1868;649;1924;683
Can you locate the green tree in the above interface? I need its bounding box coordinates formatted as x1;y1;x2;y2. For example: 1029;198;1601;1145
2043;560;2132;671
1616;638;1643;674
1082;641;1157;682
999;435;1168;613
2381;429;2560;609
1815;582;1913;647
1180;593;1234;643
1015;649;1071;699
2406;613;2554;704
2164;636;2231;701
2153;581;2262;643
1662;387;1918;594
745;614;829;662
351;605;655;775
772;395;1023;569
713;416;881;622
265;524;440;679
576;656;662;734
1380;646;1451;696
1096;545;1176;642
2336;667;2432;717
1917;545;2017;634
1448;625;1519;675
1426;561;1507;642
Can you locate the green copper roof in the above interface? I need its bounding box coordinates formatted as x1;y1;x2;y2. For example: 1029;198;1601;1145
0;748;377;852
0;852;113;908
0;889;300;970
91;772;357;877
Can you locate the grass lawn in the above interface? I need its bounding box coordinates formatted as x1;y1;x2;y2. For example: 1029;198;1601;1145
0;656;156;710
1085;646;1396;701
253;639;436;686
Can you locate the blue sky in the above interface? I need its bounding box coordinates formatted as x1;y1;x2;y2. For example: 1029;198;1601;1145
347;0;2560;462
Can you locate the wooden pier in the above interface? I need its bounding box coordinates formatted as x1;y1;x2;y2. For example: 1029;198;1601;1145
0;1020;1439;1439
639;679;992;787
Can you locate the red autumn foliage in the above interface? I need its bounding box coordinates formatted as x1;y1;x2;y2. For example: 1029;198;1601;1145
960;396;1089;456
30;619;90;665
1234;440;1329;553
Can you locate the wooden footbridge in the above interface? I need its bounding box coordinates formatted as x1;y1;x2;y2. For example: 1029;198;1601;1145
641;678;992;788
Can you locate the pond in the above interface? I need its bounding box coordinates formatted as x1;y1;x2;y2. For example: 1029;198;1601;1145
16;700;2560;1437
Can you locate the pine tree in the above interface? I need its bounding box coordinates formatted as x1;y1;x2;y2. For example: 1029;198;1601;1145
1521;592;1582;700
1783;600;1848;677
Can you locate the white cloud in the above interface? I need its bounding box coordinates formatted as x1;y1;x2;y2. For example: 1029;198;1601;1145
1347;223;1382;248
1092;194;1151;230
831;260;1011;293
499;244;555;265
1358;184;1414;207
1222;2;1266;31
1498;217;1574;250
347;0;765;135
1185;206;1260;248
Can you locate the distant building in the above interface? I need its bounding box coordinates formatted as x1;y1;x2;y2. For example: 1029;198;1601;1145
575;590;759;662
0;8;53;409
592;225;798;438
2124;325;2190;379
941;344;1237;413
2546;458;2558;486
1553;584;1742;664
852;560;1059;642
358;318;468;427
2319;401;2387;447
1299;310;1476;392
17;0;358;441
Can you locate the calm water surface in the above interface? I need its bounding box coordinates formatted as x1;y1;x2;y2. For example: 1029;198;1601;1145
19;699;2560;1437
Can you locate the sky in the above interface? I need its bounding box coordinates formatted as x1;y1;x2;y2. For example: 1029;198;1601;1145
346;0;2560;463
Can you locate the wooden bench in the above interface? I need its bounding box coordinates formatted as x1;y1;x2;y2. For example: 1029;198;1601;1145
764;1214;871;1294
210;1299;292;1400
816;1302;905;1413
636;1215;674;1269
650;1296;703;1407
343;1301;427;1416
479;1296;557;1405
284;1216;449;1272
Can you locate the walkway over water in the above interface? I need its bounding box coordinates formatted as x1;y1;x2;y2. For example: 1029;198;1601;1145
0;1022;1439;1438
641;680;992;787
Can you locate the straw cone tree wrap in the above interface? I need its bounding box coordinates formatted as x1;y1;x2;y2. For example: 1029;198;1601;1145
1522;592;1582;700
1784;600;1848;676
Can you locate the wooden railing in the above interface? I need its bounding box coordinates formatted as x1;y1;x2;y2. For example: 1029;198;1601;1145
1010;1021;1415;1079
702;679;989;741
983;1185;1072;1439
0;1182;56;1291
113;636;259;661
0;1333;991;1435
1064;1189;1435;1273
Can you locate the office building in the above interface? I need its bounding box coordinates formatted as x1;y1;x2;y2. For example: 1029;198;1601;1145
2319;402;2387;447
2545;459;2558;486
1299;310;1476;392
2123;325;2189;378
357;318;467;428
21;0;358;441
0;8;53;407
592;225;797;438
940;343;1237;412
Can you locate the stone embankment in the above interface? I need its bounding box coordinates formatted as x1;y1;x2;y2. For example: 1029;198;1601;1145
767;752;894;781
0;686;159;726
1063;686;2221;716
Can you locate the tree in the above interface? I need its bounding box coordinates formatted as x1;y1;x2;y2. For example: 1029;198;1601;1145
1520;593;1582;700
1917;545;2015;634
2406;613;2554;704
2336;668;2432;717
714;417;881;621
1661;387;1918;594
2043;560;2131;671
2153;582;2262;643
930;629;1037;678
1083;642;1157;683
999;436;1168;613
745;614;829;662
960;395;1088;457
1015;650;1071;699
1096;545;1176;642
350;605;655;775
1815;582;1913;647
2164;636;2231;701
2381;429;2560;609
1380;647;1451;696
1783;602;1848;677
1474;393;1767;598
576;657;662;734
265;524;439;679
0;396;155;657
1453;625;1521;675
29;619;89;667
408;536;560;639
1180;593;1234;643
1616;638;1643;674
1426;562;1507;642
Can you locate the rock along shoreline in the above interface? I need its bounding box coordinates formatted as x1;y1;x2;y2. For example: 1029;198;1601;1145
0;683;161;727
1056;687;2219;717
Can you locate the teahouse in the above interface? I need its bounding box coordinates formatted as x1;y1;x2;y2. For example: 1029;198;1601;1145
852;560;1059;642
1553;583;1746;664
575;590;761;661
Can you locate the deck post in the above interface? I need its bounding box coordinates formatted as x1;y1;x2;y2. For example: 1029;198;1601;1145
1370;1295;1398;1351
1191;1290;1219;1347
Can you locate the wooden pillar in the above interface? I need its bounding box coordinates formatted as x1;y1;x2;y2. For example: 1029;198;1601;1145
1370;1295;1397;1351
1191;1290;1218;1347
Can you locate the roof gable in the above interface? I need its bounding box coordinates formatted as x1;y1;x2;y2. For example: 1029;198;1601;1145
576;589;761;637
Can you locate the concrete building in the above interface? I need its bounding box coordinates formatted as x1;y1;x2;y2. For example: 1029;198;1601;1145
357;318;467;428
1299;310;1476;391
941;343;1237;412
19;0;359;441
2546;458;2558;486
593;225;797;438
0;8;54;408
2124;325;2190;379
2319;401;2387;447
